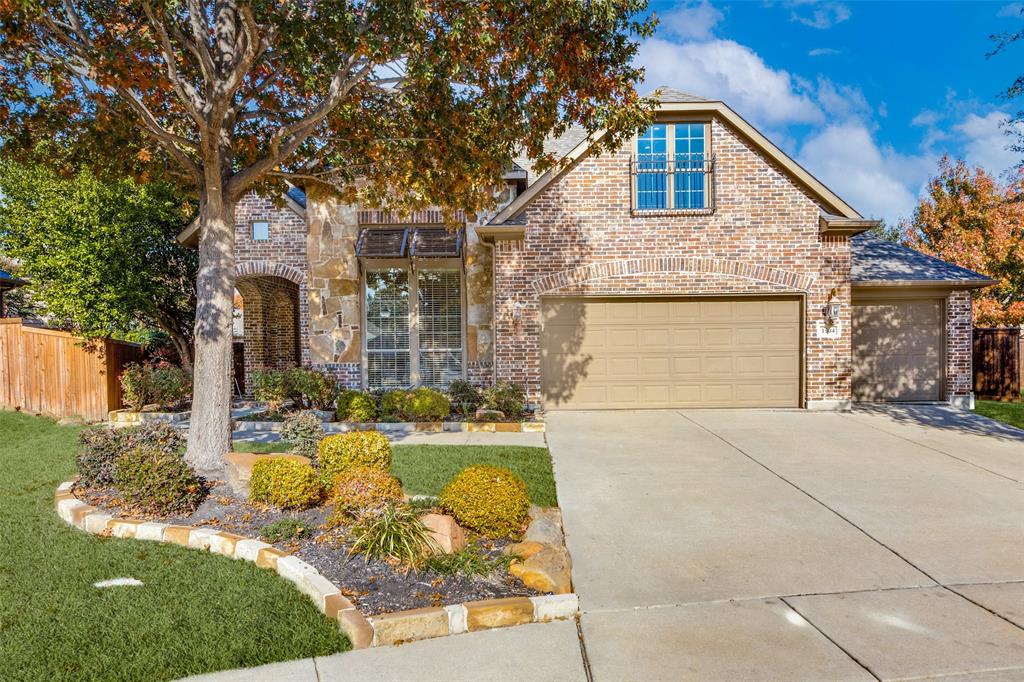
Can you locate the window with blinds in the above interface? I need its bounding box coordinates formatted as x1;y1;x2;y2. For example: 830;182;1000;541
363;267;463;390
417;270;463;388
365;269;411;388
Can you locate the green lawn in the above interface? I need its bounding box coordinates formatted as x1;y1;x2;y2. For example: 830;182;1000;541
235;440;558;507
975;399;1024;431
1;412;349;682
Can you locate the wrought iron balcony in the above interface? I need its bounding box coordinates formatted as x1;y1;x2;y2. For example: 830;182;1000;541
630;154;715;215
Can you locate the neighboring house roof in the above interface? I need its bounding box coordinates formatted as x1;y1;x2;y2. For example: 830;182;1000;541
490;87;863;225
0;269;27;290
511;125;591;186
851;233;995;288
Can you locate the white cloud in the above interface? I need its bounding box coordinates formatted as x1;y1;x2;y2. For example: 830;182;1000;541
658;1;724;41
955;111;1019;174
911;110;940;127
799;123;934;224
808;47;839;57
636;37;822;126
998;3;1024;18
789;2;851;29
815;77;871;120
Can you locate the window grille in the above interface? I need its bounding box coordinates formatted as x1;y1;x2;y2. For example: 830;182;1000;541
365;269;411;388
632;122;714;213
417;270;463;388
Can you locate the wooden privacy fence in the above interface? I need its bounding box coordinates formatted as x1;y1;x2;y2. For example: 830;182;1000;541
973;327;1022;401
0;319;145;421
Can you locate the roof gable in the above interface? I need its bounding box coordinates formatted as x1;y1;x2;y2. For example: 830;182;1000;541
490;95;862;225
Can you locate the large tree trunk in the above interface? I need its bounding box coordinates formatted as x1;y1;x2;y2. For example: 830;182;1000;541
185;188;236;472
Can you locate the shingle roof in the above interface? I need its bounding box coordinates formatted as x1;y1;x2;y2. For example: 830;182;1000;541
286;186;307;209
512;125;591;185
644;86;708;103
851;233;993;284
0;269;26;287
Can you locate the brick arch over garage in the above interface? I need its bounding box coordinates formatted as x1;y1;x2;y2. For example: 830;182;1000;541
530;257;815;295
234;260;310;395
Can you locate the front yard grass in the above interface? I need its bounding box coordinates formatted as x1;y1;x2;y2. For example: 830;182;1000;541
1;411;349;682
975;399;1024;431
234;440;557;507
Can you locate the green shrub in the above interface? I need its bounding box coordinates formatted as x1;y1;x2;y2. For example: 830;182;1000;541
329;466;405;522
439;465;530;538
317;431;392;488
249;458;322;510
279;411;324;458
120;362;191;411
447;380;481;416
77;421;183;488
336;390;378;422
251;369;289;412
259;517;312;542
285;368;337;410
114;445;204;515
348;504;437;566
480;381;527;419
405;387;450;421
379;389;411;420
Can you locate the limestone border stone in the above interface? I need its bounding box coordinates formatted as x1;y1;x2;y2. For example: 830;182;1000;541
232;419;546;434
54;479;577;650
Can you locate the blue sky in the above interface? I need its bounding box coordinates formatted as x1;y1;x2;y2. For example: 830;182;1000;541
637;0;1024;224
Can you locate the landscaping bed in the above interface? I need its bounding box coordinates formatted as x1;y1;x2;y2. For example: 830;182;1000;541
70;418;570;636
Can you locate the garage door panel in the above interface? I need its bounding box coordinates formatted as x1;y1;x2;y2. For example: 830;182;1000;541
853;300;943;402
542;297;801;409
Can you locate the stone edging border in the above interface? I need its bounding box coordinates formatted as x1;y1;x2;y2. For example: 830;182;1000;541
235;420;546;434
54;480;576;649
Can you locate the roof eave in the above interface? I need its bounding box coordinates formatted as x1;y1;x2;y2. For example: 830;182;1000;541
489;100;862;225
476;225;526;242
820;214;879;237
852;278;996;290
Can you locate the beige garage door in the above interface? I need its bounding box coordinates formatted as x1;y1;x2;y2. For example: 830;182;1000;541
852;299;944;402
541;297;802;409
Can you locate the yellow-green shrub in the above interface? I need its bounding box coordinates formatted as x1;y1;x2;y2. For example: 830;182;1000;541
439;465;530;538
329;466;405;523
336;390;377;422
249;458;322;510
317;431;392;488
406;387;450;421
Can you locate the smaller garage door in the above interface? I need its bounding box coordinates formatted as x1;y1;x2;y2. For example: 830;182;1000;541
852;299;944;402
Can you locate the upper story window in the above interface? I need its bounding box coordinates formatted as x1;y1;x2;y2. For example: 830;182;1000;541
251;220;271;241
632;122;714;213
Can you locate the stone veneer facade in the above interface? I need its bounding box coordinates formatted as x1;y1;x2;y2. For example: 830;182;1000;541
230;114;973;408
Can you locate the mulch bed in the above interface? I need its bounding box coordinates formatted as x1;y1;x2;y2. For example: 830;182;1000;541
76;479;539;616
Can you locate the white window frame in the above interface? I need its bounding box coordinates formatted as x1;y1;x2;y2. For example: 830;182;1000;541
631;120;713;214
251;220;271;241
361;257;466;390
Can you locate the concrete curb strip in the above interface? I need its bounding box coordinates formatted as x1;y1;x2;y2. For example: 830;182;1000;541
53;480;577;650
231;420;546;433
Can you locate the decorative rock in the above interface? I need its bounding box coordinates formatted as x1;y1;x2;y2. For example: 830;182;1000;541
524;516;564;547
109;519;144;539
369;607;450;646
135;522;169;542
162;525;193;546
338;607;374;650
420;513;467;554
474;408;504;421
444;604;468;635
509;546;572;594
277;556;340;610
324;593;356;620
84;512;113;534
256;546;286;570
464;597;534;631
224;451;312;496
504;540;546;560
530;594;579;622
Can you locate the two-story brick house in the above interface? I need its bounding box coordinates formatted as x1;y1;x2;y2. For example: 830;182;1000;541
184;88;992;410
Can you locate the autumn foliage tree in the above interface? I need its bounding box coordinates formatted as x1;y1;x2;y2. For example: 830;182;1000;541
903;156;1024;326
0;1;654;469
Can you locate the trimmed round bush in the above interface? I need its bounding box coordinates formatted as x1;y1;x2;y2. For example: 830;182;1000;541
249;458;322;510
329;466;405;523
77;421;183;488
317;431;392;488
113;445;204;515
336;390;378;423
439;465;530;538
405;387;450;421
279;411;324;458
379;389;410;420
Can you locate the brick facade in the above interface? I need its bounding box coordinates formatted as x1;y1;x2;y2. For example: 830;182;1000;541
492;115;853;407
228;113;976;408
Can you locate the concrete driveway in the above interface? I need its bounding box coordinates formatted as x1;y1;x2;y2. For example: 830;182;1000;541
548;406;1024;681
